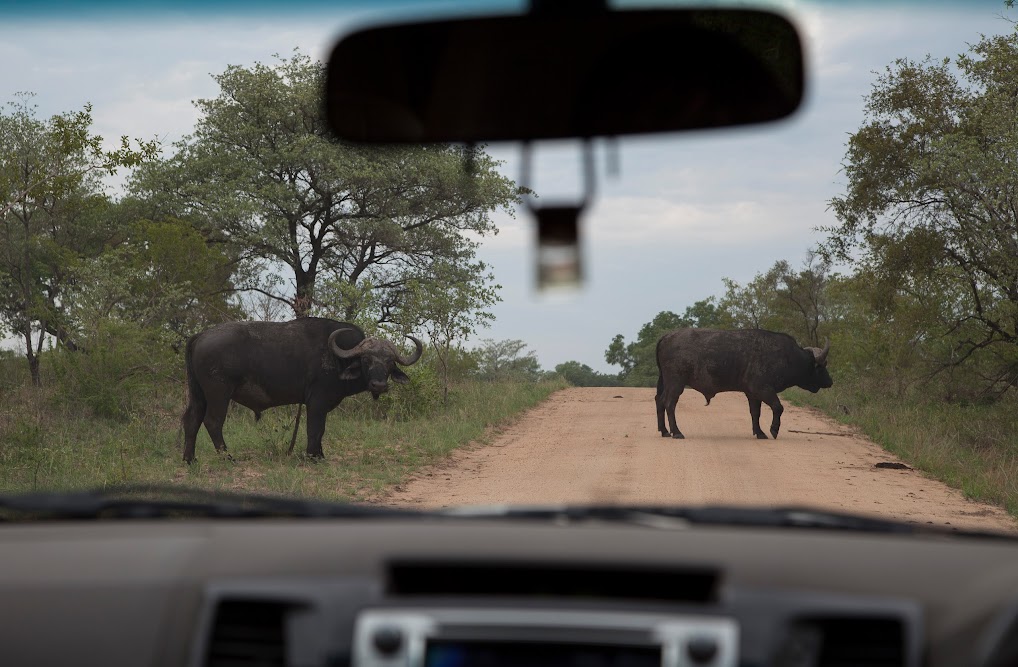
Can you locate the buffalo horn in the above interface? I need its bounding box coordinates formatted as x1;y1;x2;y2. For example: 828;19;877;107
816;338;831;365
394;335;424;366
329;328;363;359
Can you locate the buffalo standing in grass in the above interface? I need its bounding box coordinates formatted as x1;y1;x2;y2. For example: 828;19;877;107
181;318;423;462
655;328;832;440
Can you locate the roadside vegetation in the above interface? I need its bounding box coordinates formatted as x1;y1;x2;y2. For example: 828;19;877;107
786;388;1018;517
0;344;566;500
596;28;1018;516
0;53;564;500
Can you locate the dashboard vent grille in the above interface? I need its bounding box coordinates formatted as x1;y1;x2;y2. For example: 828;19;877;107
780;617;907;667
205;600;288;667
387;560;719;603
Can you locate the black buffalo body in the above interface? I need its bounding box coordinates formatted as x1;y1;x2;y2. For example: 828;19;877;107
655;328;832;440
181;318;422;462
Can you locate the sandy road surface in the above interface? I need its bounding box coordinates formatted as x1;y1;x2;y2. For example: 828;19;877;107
384;387;1016;533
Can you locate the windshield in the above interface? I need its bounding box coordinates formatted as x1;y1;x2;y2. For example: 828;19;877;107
0;0;1015;535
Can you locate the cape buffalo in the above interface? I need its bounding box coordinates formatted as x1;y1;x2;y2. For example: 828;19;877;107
655;328;832;440
181;318;423;462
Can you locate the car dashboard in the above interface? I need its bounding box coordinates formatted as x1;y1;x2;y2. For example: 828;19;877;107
4;517;1018;667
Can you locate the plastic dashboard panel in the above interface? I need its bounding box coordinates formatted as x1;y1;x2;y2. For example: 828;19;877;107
0;518;1017;666
191;578;922;667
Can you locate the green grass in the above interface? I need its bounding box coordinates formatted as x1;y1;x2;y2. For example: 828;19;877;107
0;378;568;502
786;382;1018;517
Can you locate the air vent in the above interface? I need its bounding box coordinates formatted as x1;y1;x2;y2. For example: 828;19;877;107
777;617;907;667
205;600;289;667
387;561;720;603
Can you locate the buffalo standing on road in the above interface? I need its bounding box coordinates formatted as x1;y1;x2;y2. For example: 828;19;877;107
181;318;423;462
655;328;832;440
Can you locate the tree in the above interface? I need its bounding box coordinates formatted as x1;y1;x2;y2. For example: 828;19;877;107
605;300;725;386
719;264;784;330
130;51;522;323
554;361;620;387
606;311;685;386
0;94;157;384
682;297;725;329
473;339;543;382
824;29;1018;393
719;253;833;346
399;257;501;402
67;215;242;349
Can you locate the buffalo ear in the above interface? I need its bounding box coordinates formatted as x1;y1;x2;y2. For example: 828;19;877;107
338;365;362;380
390;367;411;384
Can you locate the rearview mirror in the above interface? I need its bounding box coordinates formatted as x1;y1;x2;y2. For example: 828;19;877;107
325;8;805;143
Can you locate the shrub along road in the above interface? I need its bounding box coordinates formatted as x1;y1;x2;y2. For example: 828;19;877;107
383;387;1017;534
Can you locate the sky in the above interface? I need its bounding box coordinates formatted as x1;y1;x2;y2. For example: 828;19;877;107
0;0;1014;372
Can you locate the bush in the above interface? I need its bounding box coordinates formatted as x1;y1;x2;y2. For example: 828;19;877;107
48;320;180;420
350;359;444;421
0;352;26;393
554;361;621;387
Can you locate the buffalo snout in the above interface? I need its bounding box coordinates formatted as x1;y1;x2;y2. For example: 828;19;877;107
368;380;388;395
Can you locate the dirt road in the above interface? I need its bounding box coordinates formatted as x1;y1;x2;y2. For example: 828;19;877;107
385;387;1016;533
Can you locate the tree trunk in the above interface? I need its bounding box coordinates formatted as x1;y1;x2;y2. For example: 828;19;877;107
27;355;41;387
23;326;42;387
439;347;450;405
293;270;315;318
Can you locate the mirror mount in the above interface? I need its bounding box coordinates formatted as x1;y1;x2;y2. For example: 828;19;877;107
529;0;607;16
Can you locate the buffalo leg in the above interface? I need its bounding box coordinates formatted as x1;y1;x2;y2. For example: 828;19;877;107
656;373;668;437
747;396;767;439
762;392;784;439
181;398;205;463
202;401;231;457
304;409;327;459
663;382;685;439
656;379;670;437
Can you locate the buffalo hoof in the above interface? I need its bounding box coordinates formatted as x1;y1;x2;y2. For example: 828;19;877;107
770;429;780;439
671;432;685;439
660;431;670;438
754;432;768;440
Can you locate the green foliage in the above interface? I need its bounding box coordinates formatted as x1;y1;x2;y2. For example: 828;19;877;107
718;253;834;346
0;93;159;384
131;51;521;327
605;300;724;387
364;360;444;422
605;312;682;387
472;339;545;382
554;361;620;387
69;216;241;348
47;320;179;421
824;28;1018;394
395;257;501;402
439;345;481;383
683;298;725;329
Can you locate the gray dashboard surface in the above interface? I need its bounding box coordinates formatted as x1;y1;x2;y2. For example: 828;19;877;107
0;518;1016;666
